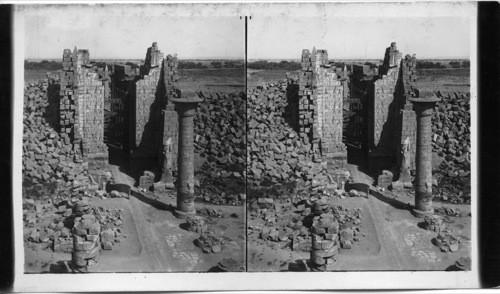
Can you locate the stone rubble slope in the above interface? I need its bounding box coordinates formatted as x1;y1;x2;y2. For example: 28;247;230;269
431;92;471;204
247;79;347;190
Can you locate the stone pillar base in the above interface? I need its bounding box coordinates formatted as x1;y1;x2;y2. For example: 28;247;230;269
411;207;434;218
174;209;196;219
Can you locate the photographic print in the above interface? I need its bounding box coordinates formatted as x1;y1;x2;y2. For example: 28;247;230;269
246;2;474;272
20;4;246;274
11;1;480;291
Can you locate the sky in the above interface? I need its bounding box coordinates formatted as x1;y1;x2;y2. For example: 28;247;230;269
21;4;245;60
249;16;471;60
20;3;474;61
247;2;474;60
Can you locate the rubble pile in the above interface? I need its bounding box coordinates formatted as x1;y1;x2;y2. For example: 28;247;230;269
91;206;125;250
249;193;364;254
202;207;224;218
193;91;246;202
185;216;208;233
432;92;471;160
23;193;125;254
72;215;101;272
436;207;462;218
198;184;245;206
434;232;462;252
194;231;224;253
423;215;446;233
23;196;75;252
247;80;349;190
431;92;471;204
310;213;340;271
23;81;88;185
194;91;246;177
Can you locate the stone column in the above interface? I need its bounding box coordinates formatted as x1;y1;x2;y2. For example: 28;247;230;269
409;93;440;217
171;97;202;218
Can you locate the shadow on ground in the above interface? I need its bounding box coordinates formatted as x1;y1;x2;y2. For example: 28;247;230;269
130;190;173;212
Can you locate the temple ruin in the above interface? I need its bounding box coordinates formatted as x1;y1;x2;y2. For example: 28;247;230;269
49;42;183;182
288;42;424;186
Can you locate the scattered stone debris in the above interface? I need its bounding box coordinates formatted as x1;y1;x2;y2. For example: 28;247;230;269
204;208;224;218
247;80;351;189
194;231;224;253
432;92;471;204
423;215;446;233
434;232;462;252
436;206;462;217
23;81;88;185
193;92;246;204
185;216;208;233
310;213;339;271
72;215;101;272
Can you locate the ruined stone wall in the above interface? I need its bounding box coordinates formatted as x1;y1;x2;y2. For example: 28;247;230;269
76;68;107;167
298;48;346;162
162;54;180;168
372;66;399;150
316;67;345;159
298;49;315;147
128;43;181;175
59;48;108;166
397;54;419;169
135;66;161;147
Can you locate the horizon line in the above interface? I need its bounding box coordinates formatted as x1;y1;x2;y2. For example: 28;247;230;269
25;56;246;61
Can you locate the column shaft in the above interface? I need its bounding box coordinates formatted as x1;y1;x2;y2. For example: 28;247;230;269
177;111;195;213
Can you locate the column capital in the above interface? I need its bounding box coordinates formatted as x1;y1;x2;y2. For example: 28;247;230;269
408;96;440;117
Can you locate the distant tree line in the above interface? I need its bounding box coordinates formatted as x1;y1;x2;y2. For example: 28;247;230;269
25;60;62;71
449;60;470;68
247;60;302;71
416;60;447;69
179;61;243;69
178;61;208;69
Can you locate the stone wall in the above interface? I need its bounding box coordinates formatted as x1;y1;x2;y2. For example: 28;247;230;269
397;54;419;169
297;48;346;163
316;67;345;160
58;48;108;167
162;54;181;169
371;66;399;150
128;43;180;176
